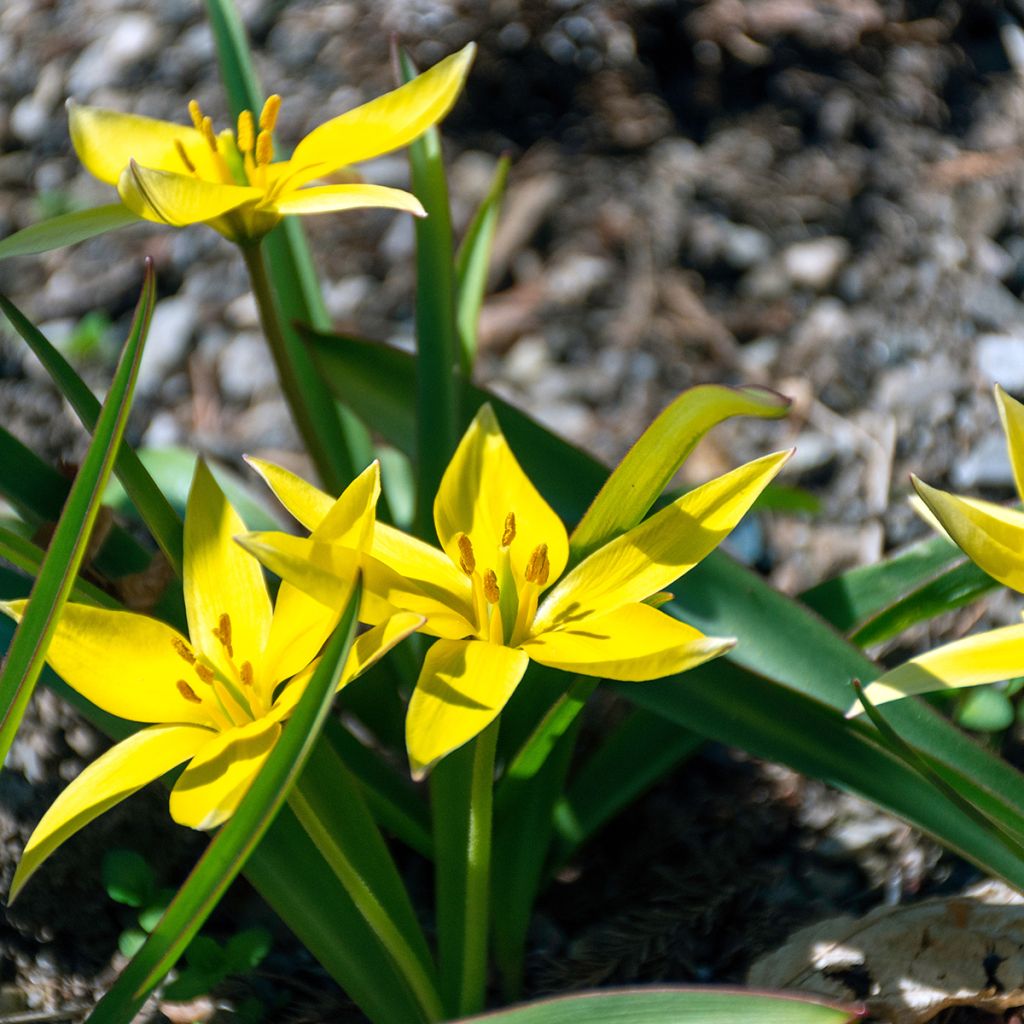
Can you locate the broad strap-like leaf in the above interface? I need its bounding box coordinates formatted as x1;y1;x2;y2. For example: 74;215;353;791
0;204;139;260
85;582;363;1024
0;262;155;767
0;294;184;575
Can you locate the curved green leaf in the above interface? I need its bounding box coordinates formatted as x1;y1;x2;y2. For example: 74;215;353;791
0;204;139;260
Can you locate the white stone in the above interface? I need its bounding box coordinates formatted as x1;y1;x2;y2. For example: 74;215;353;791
138;297;198;392
782;237;850;290
976;333;1024;391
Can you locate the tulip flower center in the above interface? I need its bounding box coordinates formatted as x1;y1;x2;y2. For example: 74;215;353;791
171;614;263;730
455;513;551;647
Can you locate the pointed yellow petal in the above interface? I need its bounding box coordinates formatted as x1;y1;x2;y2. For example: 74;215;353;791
372;521;473;614
259;583;339;698
406;638;528;780
434;404;569;589
852;623;1024;715
169;717;281;830
996;384;1024;503
913;476;1024;593
270;612;426;721
290;43;475;178
534;450;791;631
117;161;261;227
0;600;213;726
272;184;425;218
184;461;272;678
311;461;380;547
10;724;210;901
68;101;206;185
523;603;733;681
244;456;334;531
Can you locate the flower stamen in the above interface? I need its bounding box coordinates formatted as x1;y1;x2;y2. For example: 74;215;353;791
240;661;254;687
483;569;500;604
212;613;234;658
525;544;550;586
176;679;202;704
259;94;281;133
236;110;255;154
187;99;204;131
174;139;198;175
501;512;516;548
255;130;273;167
457;534;476;576
172;636;196;664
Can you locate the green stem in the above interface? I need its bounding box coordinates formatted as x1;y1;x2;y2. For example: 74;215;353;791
288;784;445;1024
240;240;354;494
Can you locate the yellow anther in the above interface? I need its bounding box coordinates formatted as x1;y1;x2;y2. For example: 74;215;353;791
240;661;254;687
188;99;204;130
174;139;197;175
213;613;233;657
172;637;196;665
457;534;476;576
502;513;516;548
255;129;273;166
177;679;202;704
525;544;550;586
195;663;215;685
236;110;255;153
259;94;281;133
483;569;500;604
201;115;218;151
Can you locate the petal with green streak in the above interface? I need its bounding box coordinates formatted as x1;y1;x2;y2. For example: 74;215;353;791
406;638;529;779
68;102;206;185
996;384;1024;503
289;43;475;182
0;600;213;726
245;456;334;530
311;461;379;547
169;717;281;830
913;476;1024;594
434;404;569;588
272;184;425;218
10;724;210;901
853;623;1024;715
534;450;790;632
184;461;272;679
269;612;425;720
523;602;734;681
117;161;261;227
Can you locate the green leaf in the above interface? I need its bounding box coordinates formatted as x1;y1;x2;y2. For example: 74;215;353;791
102;849;157;908
184;935;226;974
203;0;372;496
0;204;139;260
956;686;1015;733
453;987;859;1023
0;263;155;768
570;384;790;563
84;582;363;1024
455;155;510;373
118;929;148;959
0;293;184;575
224;927;272;973
399;47;463;538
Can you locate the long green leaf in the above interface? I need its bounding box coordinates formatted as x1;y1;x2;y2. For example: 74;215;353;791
399;48;463;537
0;204;139;260
306;327;1024;880
570;384;790;564
455;155;510;373
0;263;154;766
203;0;370;495
0;294;184;575
85;582;362;1024
454;987;859;1024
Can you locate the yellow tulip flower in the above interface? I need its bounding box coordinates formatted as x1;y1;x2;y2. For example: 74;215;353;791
67;43;474;241
241;405;791;778
856;384;1024;713
0;460;421;900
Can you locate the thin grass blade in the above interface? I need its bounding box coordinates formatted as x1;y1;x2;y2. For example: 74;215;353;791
0;204;139;260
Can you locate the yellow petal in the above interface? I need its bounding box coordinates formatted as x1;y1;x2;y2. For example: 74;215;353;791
0;600;213;726
534;450;791;631
259;582;340;698
270;612;426;720
372;521;473;616
169;717;281;830
434;404;569;589
851;623;1024;715
68;101;206;185
272;184;425;218
117;161;261;227
244;456;334;530
523;603;733;681
406;638;528;780
996;383;1024;503
290;43;475;179
10;724;210;901
913;476;1024;593
184;461;272;679
311;461;380;548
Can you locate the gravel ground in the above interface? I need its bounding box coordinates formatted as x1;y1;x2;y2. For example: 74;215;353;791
4;0;1024;1020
